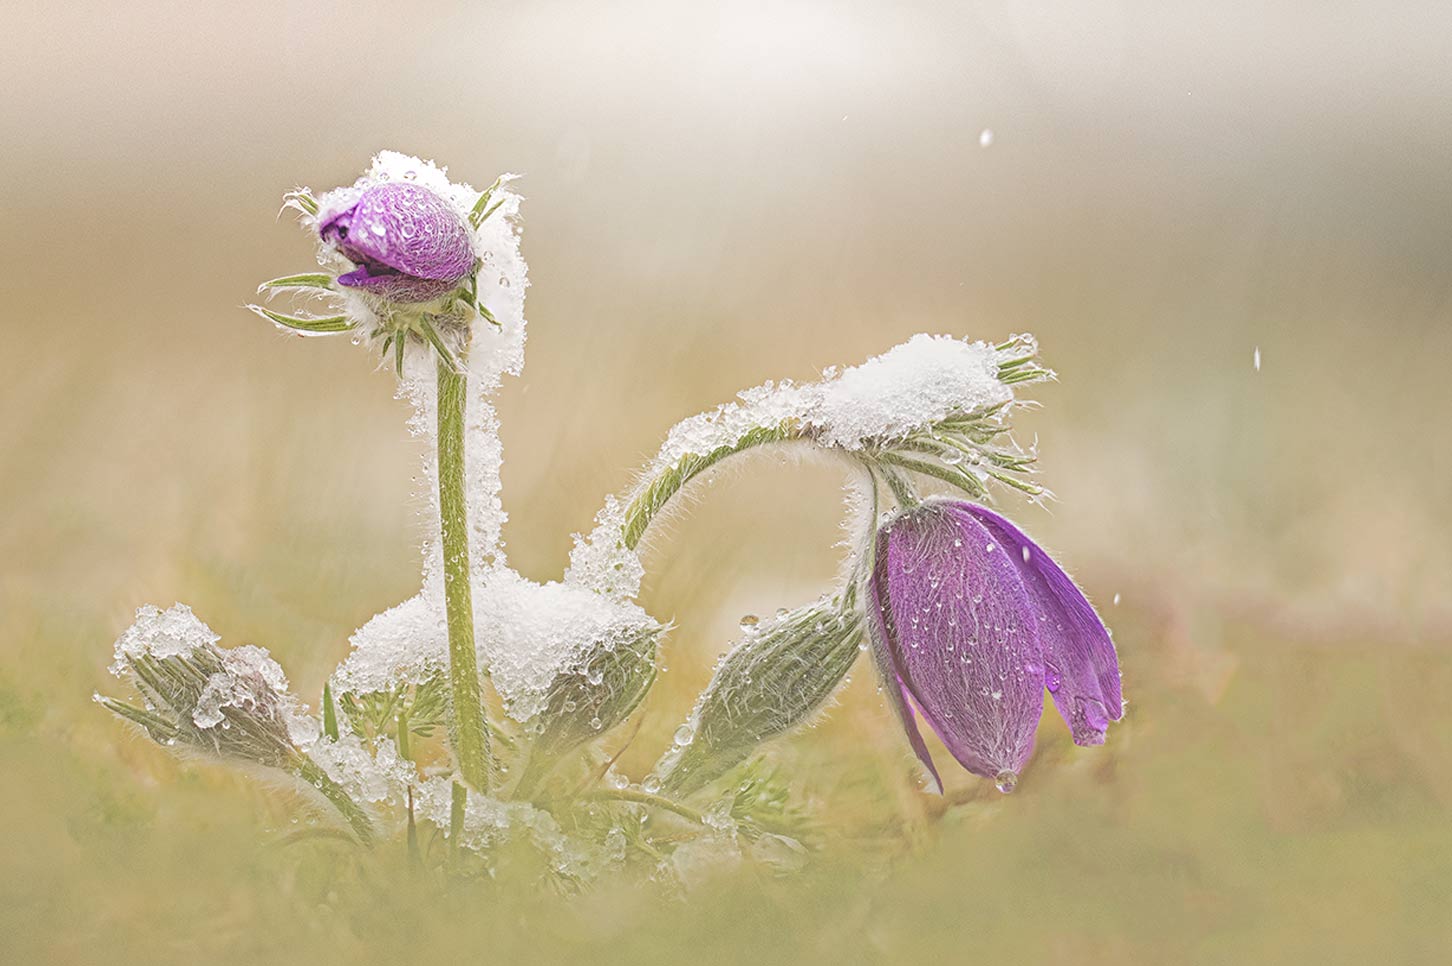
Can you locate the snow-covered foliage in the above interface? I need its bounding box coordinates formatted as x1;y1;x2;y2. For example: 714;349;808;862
98;151;1090;887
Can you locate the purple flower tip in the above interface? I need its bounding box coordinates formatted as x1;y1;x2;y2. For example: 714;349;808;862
867;499;1123;791
318;182;474;303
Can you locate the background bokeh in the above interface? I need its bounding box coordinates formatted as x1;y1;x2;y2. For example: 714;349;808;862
3;1;1450;963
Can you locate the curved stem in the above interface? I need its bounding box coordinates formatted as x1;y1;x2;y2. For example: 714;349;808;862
622;419;803;550
437;356;491;792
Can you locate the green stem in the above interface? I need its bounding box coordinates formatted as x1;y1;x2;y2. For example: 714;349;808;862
622;419;803;549
449;780;467;863
295;756;375;846
581;788;708;826
437;356;491;792
879;464;919;507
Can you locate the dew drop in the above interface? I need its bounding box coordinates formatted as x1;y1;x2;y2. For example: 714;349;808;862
995;770;1017;794
739;614;760;630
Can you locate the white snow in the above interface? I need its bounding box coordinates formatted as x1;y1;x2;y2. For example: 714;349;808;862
109;603;218;676
811;333;1012;449
335;568;659;723
305;733;415;805
191;644;290;729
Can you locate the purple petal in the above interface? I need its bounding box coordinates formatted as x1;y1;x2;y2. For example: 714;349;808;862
333;265;461;302
874;502;1045;780
318;182;473;302
865;574;944;793
955;504;1123;746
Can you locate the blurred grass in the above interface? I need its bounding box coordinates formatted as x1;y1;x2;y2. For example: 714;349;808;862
3;1;1452;963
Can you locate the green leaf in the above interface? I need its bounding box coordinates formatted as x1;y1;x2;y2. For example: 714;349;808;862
283;189;319;216
416;315;461;371
247;305;354;334
876;452;989;500
468;175;506;227
257;273;335;292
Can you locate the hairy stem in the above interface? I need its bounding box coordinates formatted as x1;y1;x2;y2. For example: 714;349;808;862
622;419;803;550
295;756;376;846
437;356;491;792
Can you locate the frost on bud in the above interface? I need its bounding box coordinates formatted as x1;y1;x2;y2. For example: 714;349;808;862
658;601;862;796
99;604;302;769
251;151;521;374
99;604;377;843
514;626;660;796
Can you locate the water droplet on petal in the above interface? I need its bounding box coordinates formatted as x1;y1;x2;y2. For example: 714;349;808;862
995;770;1017;794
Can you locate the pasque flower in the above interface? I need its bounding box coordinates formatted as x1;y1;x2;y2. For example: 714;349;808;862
318;181;474;302
867;498;1122;792
251;152;512;374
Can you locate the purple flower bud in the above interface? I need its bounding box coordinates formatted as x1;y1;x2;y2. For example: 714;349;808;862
318;182;474;302
868;499;1122;792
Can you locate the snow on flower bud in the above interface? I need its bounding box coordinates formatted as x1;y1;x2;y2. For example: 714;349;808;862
513;625;660;797
251;151;521;373
99;603;378;843
318;181;474;303
98;604;304;769
658;601;862;796
867;499;1122;793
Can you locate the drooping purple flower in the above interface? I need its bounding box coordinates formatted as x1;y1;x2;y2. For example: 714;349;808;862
318;182;474;302
867;498;1122;792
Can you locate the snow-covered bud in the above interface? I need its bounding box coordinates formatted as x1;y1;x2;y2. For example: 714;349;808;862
250;151;520;374
98;604;303;769
318;181;474;303
99;604;377;843
514;625;660;796
657;601;862;796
